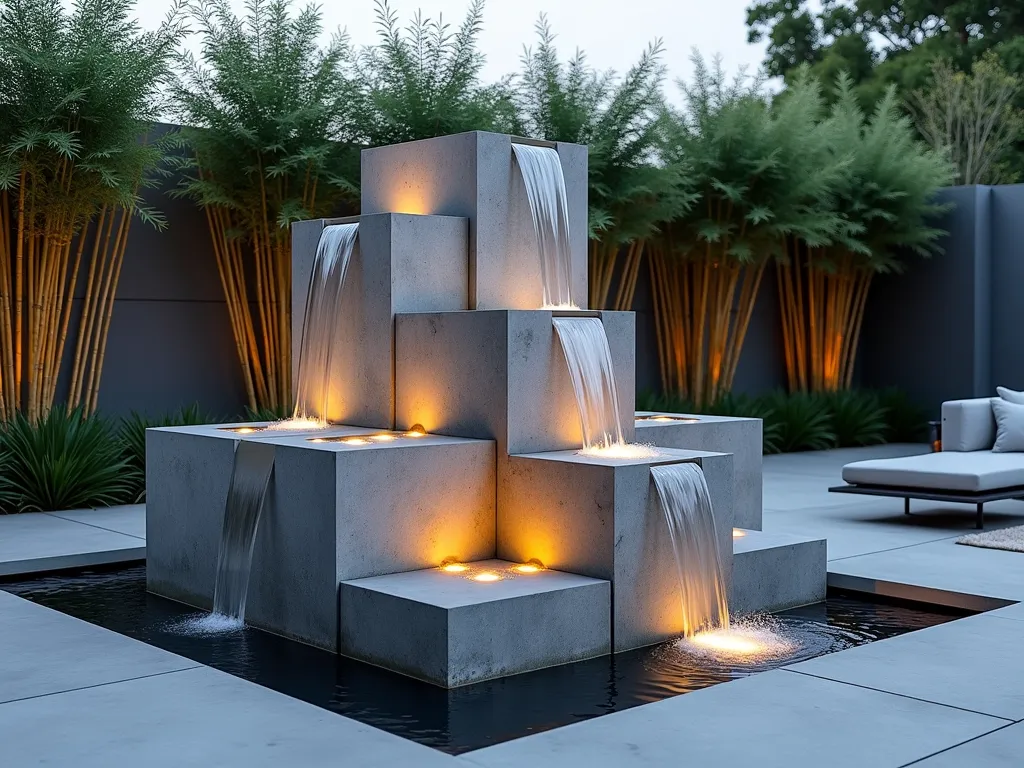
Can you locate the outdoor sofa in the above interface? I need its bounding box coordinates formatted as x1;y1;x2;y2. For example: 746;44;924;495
829;389;1024;528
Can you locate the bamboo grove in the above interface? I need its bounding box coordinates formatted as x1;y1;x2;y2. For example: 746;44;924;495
0;0;955;419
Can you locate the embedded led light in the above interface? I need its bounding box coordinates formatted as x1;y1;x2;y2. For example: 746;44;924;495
405;423;427;437
235;427;256;434
310;438;327;443
340;437;370;445
513;558;545;574
472;572;501;582
369;433;397;442
442;563;468;573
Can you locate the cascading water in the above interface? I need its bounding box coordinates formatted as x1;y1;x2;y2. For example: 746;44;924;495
207;439;277;626
650;462;730;637
552;317;624;450
290;222;359;424
512;143;575;309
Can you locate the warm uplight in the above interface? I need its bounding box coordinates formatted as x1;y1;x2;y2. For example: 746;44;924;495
442;563;468;573
311;438;327;444
340;437;370;445
579;442;661;459
405;423;427;437
265;417;327;431
733;529;746;538
513;558;545;574
472;572;501;582
689;631;763;657
234;427;256;434
370;434;397;442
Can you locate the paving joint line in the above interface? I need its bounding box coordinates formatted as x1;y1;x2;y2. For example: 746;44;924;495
42;511;146;542
826;533;967;563
0;664;203;708
897;720;1019;766
782;669;1016;722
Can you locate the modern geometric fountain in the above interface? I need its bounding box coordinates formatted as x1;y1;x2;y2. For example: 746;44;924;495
146;130;826;687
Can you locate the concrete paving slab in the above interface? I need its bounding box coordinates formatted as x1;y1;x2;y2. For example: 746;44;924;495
986;603;1024;622
0;511;144;577
0;591;197;704
827;539;1024;603
789;614;1024;720
458;669;1003;768
45;504;145;539
0;665;457;768
763;444;928;479
912;721;1024;767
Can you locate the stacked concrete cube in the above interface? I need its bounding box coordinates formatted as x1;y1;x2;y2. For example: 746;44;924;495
290;213;469;427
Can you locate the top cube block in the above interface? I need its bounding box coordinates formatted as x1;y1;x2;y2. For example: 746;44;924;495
361;131;589;310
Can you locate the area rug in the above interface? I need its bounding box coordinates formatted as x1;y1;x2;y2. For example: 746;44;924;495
957;524;1024;553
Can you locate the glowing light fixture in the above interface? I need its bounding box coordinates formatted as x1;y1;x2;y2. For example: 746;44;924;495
230;427;258;434
370;433;397;442
689;630;763;657
472;572;501;582
310;438;327;444
405;423;427;438
513;558;545;574
733;529;746;538
340;437;370;446
442;563;468;573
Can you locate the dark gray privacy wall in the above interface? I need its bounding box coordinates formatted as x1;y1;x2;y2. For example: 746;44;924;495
859;184;1024;414
52;148;247;419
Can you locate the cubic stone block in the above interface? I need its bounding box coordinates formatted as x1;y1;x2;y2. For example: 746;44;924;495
497;449;734;651
730;530;827;615
291;212;469;427
147;425;496;651
395;309;635;456
636;413;763;530
338;560;610;687
361;132;588;309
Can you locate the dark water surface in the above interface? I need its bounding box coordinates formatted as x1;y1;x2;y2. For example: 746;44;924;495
3;566;966;755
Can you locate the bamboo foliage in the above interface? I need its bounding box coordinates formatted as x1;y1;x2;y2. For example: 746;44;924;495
777;74;954;393
172;0;360;413
0;0;183;421
651;59;842;407
517;18;686;310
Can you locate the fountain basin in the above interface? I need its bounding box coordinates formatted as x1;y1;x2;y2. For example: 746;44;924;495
636;412;764;530
339;559;610;687
497;448;734;652
147;425;496;650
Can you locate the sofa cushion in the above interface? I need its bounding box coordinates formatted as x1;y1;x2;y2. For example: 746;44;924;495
992;398;1024;453
942;399;996;452
842;451;1024;493
997;386;1024;405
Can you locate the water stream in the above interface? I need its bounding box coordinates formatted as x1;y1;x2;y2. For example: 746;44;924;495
512;144;575;308
209;439;277;625
552;317;624;450
650;462;730;637
292;222;359;422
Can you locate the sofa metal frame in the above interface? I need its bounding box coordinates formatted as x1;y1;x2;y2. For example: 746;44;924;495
828;483;1024;529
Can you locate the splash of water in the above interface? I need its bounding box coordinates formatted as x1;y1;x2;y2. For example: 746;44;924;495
210;439;276;624
512;143;575;309
675;615;799;665
264;417;327;432
552;317;624;450
580;442;662;460
651;462;730;637
293;223;359;422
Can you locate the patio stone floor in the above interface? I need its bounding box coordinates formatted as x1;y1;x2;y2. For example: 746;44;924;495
2;445;1024;766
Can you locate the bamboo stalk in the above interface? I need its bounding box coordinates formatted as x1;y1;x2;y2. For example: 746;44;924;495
0;190;14;415
86;211;133;414
14;169;26;411
69;207;111;407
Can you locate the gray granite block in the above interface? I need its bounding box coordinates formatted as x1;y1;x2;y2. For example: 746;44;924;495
730;529;826;614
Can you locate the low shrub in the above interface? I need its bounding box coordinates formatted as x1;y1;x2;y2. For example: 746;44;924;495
118;403;217;502
0;407;137;513
639;388;926;454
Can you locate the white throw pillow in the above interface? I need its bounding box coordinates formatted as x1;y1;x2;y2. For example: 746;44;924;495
997;386;1024;405
991;398;1024;453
